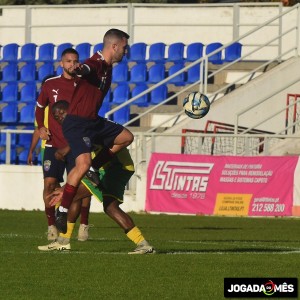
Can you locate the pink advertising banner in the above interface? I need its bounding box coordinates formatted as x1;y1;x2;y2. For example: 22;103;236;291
145;153;298;216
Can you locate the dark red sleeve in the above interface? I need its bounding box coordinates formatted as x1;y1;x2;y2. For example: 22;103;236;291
35;106;45;129
35;85;49;129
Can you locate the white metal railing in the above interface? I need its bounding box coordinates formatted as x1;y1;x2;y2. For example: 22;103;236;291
1;129;298;194
0;129;296;198
0;129;297;164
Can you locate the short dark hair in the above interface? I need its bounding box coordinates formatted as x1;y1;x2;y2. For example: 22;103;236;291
103;28;130;43
61;48;79;59
52;100;69;114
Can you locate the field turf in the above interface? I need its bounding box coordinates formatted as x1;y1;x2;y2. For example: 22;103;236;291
0;210;299;299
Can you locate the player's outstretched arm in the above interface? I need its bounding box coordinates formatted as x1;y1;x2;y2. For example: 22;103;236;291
27;128;40;165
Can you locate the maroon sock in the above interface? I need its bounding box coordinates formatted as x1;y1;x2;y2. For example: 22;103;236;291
45;206;55;226
92;147;114;169
61;183;78;209
80;206;90;225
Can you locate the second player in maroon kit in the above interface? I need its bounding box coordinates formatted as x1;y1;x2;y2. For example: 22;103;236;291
35;48;91;239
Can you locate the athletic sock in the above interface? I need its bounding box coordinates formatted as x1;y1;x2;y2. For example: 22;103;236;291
60;183;78;210
80;206;90;225
59;222;75;239
126;226;145;245
45;206;55;226
92;147;114;169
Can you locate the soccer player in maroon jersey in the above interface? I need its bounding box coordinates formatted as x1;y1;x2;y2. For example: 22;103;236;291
55;28;134;233
35;48;91;241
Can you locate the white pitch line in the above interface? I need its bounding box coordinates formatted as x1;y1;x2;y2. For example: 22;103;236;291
1;249;300;255
168;240;300;249
166;250;300;255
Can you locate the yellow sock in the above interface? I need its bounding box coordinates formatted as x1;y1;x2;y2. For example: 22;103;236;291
59;222;75;239
126;226;145;245
55;200;61;210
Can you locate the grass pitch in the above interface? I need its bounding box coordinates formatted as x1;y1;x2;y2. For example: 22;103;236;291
0;210;299;299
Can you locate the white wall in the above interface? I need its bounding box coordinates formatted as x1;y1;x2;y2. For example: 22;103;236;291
0;164;144;212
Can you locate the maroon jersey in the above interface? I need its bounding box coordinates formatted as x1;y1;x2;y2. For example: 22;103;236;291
35;75;77;148
67;52;112;119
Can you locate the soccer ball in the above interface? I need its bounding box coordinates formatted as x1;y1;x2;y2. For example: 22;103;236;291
183;92;210;119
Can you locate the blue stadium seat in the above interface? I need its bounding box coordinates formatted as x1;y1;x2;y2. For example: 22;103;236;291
103;89;111;103
147;63;165;83
19;63;36;83
20;43;37;62
186;43;204;62
148;42;166;63
1;83;18;102
112;83;130;104
56;65;63;76
1;43;19;62
224;42;242;62
55;43;73;61
1;63;18;83
112;62;128;83
93;43;103;53
20;83;37;102
19;103;35;124
75;42;91;62
113;106;130;124
98;102;111;117
1;103;18;124
131;83;149;107
168;63;186;86
38;43;55;62
167;42;185;63
37;63;55;82
150;84;168;105
129;63;147;83
128;42;147;63
186;64;202;83
18;148;32;165
18;133;33;148
205;42;223;64
0;147;17;164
